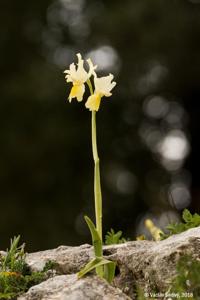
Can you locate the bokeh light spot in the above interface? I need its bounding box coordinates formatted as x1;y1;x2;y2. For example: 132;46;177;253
86;46;120;72
168;183;191;210
143;96;169;119
158;130;189;161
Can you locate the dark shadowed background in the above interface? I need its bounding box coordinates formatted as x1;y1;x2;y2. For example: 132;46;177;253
0;0;200;251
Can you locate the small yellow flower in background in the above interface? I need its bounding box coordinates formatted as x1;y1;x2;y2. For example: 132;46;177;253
145;219;163;241
85;74;116;111
0;271;20;277
64;53;96;102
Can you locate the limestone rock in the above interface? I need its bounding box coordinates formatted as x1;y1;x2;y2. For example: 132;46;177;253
25;244;92;274
18;274;131;300
106;226;200;296
21;226;200;299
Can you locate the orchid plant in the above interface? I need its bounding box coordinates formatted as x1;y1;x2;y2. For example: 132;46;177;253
64;53;116;282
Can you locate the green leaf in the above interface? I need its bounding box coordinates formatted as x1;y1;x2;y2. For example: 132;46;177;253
103;261;116;283
84;216;102;257
105;228;126;245
83;217;117;283
170;255;200;297
161;209;200;240
77;257;112;279
189;212;200;227
182;209;192;223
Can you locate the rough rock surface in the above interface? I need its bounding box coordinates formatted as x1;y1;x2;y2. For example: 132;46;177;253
18;274;131;300
25;244;93;274
18;226;200;299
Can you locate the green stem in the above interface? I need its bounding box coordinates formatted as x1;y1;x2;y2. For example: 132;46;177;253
87;79;103;277
87;79;103;242
92;111;102;241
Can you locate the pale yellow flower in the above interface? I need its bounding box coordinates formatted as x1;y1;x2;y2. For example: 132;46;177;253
64;53;96;102
85;74;116;111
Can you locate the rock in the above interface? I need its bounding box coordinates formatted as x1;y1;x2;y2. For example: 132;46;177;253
25;244;92;274
21;226;200;299
18;274;131;300
105;226;200;297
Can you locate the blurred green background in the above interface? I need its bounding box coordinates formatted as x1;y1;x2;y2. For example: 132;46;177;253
1;0;200;251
